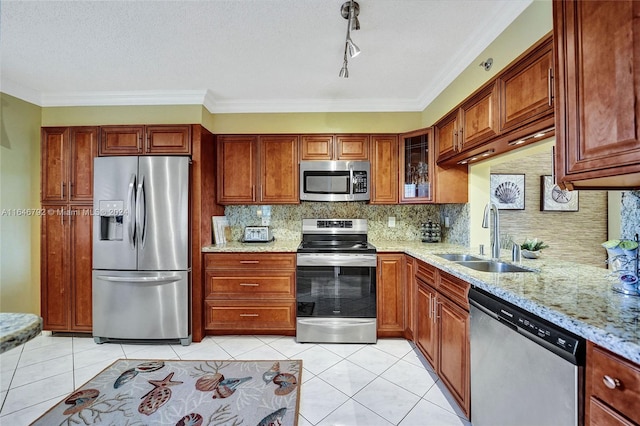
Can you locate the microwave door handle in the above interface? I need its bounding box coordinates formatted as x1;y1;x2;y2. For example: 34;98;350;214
349;163;354;193
127;174;136;248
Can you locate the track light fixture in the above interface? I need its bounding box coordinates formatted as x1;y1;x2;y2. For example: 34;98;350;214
339;1;361;78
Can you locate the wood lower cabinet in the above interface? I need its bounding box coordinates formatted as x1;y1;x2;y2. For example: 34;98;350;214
586;342;640;425
404;255;416;340
414;260;470;418
204;253;296;334
41;127;97;203
554;0;640;189
216;135;299;204
300;134;368;160
376;253;404;336
40;205;93;332
99;125;191;156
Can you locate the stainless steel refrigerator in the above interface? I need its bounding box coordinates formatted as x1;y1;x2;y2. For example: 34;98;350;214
92;156;191;345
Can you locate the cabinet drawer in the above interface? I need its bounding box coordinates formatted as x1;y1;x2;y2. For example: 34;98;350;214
206;271;295;299
438;272;469;310
204;253;295;270
205;301;295;330
589;344;640;424
588;396;636;426
416;260;436;286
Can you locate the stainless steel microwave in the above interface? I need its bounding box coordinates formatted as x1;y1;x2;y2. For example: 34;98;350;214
299;160;370;202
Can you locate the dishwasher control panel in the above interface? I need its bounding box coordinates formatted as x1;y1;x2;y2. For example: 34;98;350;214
503;308;579;355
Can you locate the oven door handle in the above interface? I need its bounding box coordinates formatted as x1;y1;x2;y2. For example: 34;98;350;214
296;253;377;268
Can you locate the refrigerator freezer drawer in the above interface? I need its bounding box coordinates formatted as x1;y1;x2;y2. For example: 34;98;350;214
92;270;191;345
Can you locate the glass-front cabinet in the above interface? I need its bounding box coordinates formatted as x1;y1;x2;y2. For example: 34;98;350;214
400;128;434;203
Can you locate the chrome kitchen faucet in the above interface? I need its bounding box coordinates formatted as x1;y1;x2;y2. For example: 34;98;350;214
482;202;500;260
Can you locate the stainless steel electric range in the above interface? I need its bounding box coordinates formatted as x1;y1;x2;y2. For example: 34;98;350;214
296;218;377;343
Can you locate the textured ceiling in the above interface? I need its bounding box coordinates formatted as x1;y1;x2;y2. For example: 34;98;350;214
0;0;532;113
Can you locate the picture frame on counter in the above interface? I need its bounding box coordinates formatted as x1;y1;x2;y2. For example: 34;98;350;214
540;175;579;212
490;173;525;210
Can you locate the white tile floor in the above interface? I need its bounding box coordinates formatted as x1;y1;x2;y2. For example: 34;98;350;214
0;333;471;426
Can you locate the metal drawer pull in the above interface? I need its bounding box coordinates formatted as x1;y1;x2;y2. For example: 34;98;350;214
239;313;259;317
239;283;259;287
240;260;260;264
603;375;621;389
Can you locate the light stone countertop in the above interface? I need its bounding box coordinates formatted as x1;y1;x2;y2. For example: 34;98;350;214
202;239;640;364
0;313;43;353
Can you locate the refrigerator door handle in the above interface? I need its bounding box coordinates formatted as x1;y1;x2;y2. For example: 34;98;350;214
127;174;137;248
136;175;146;248
96;275;182;284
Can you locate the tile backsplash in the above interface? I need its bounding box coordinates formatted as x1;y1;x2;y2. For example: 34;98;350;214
224;203;469;245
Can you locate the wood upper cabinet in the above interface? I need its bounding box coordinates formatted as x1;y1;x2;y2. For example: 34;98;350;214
217;135;299;204
41;205;93;332
499;35;554;133
370;134;398;204
585;342;640;425
42;127;97;204
400;128;468;204
435;111;459;162
436;82;499;163
554;1;640;189
259;135;299;204
435;33;555;167
300;134;368;160
376;253;404;336
99;125;191;156
217;135;258;204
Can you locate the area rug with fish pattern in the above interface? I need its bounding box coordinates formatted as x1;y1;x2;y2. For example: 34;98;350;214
32;358;302;426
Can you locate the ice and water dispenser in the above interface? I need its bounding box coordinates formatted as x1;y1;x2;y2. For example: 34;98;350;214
98;200;124;241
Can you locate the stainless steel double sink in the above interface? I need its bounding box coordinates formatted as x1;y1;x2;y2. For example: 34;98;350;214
435;253;533;273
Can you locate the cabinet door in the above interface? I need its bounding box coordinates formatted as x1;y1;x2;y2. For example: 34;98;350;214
416;281;438;368
499;36;554;133
216;135;258;204
554;1;640;187
146;125;191;155
438;296;470;418
41;128;69;203
259;135;299;204
399;128;434;203
435;111;459;161
376;253;404;335
370;134;398;204
335;134;369;160
70;207;93;331
300;135;333;160
459;81;499;152
41;206;69;330
69;127;98;203
100;126;144;156
404;256;416;339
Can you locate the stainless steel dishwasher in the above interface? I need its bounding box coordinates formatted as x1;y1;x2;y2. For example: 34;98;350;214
469;287;585;426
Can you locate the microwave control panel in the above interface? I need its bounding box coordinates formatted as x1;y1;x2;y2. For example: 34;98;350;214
352;171;368;194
